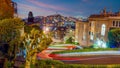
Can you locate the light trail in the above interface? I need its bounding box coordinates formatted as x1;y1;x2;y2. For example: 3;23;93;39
58;51;120;57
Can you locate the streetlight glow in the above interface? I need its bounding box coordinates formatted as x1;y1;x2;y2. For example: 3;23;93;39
43;26;49;34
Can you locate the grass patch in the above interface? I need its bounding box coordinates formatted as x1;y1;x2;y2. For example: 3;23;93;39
52;48;119;54
30;59;64;68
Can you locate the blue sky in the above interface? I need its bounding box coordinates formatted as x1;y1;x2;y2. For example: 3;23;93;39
12;0;120;18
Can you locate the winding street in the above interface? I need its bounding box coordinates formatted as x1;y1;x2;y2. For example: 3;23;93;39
37;44;120;64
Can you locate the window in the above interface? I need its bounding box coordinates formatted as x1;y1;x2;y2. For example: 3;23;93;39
119;21;120;27
101;24;106;36
116;21;118;27
90;23;91;26
89;31;91;35
113;21;115;26
90;32;94;40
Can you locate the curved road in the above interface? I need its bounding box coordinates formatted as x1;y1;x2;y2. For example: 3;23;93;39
38;44;120;64
60;55;120;64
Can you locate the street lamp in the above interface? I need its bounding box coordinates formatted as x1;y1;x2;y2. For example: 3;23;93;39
43;26;49;34
45;27;49;31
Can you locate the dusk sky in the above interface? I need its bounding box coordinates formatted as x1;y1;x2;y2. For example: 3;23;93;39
12;0;120;18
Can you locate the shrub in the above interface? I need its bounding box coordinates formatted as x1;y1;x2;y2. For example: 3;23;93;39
65;37;73;44
30;59;64;68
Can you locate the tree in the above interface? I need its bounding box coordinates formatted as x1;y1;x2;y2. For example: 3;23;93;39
0;18;24;43
108;28;120;48
0;18;24;67
24;25;33;34
0;0;14;20
21;28;52;68
24;24;41;34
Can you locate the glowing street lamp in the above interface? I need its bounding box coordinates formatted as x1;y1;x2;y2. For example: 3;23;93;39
43;26;49;34
45;27;49;31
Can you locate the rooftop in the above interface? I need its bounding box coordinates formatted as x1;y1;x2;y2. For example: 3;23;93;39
89;8;120;18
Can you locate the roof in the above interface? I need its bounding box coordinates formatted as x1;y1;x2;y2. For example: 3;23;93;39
89;12;120;18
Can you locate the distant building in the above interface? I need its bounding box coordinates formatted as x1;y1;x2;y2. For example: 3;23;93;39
75;21;89;46
54;27;67;40
23;14;77;42
76;8;120;47
28;11;34;23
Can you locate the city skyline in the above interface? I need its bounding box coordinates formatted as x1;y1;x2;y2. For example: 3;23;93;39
12;0;120;18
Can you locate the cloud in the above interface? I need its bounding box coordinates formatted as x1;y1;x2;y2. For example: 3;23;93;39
17;3;56;18
18;14;26;18
26;0;69;11
16;0;84;18
26;0;84;15
18;3;54;12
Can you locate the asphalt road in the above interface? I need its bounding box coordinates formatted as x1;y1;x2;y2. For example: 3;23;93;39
41;44;120;65
57;55;120;64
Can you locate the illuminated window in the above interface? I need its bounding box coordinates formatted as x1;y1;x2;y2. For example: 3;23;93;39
101;24;106;36
90;32;94;40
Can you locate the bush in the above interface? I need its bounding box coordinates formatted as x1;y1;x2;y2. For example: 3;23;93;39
30;59;64;68
65;37;73;44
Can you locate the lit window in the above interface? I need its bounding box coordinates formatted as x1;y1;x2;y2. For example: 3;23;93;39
101;24;106;36
90;32;94;40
